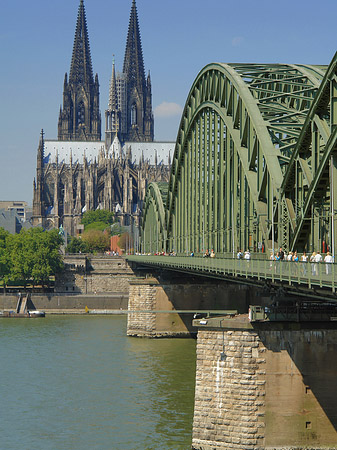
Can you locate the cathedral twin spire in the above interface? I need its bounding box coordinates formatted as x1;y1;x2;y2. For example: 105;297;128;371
58;0;101;141
106;0;154;145
58;0;153;145
123;0;146;91
69;0;94;85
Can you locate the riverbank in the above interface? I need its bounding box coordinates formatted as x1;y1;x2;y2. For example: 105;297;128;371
0;293;128;314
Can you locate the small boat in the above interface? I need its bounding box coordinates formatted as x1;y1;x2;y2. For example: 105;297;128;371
28;310;45;317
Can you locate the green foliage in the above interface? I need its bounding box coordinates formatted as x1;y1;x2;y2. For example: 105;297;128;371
82;229;110;253
66;236;90;254
0;228;11;284
5;227;64;287
110;222;125;236
85;221;110;232
81;210;115;230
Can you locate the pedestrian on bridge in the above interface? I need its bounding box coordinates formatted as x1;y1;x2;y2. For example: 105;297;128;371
324;251;333;275
310;252;317;276
314;251;323;263
301;251;308;276
279;247;285;260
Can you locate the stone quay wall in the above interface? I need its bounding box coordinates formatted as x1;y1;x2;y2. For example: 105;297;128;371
55;255;135;294
192;322;337;450
0;294;128;313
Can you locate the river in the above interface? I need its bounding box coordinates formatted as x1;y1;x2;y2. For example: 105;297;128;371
0;315;196;450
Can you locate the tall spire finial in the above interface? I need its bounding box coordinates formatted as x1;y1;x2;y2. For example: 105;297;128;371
108;55;118;111
39;129;45;149
69;0;94;84
123;0;145;90
58;0;101;141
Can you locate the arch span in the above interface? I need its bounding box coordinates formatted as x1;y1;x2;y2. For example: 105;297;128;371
142;56;337;256
141;182;168;253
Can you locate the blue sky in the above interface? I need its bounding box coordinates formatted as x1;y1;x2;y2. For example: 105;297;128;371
1;0;337;204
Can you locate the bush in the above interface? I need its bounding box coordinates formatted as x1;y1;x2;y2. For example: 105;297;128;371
82;229;110;252
81;210;115;230
66;236;90;254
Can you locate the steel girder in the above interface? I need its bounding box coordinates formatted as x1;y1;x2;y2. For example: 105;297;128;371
281;53;337;253
141;57;337;255
141;182;167;253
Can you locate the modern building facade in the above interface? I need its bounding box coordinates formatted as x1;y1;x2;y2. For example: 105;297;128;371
32;0;172;236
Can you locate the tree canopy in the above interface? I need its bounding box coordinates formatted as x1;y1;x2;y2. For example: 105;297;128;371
0;227;64;288
82;229;110;253
81;210;115;231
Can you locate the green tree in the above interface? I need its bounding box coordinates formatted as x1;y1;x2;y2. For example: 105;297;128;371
66;236;90;254
31;229;64;287
81;210;115;231
82;229;110;253
10;228;64;288
110;222;124;236
0;227;12;287
84;221;110;232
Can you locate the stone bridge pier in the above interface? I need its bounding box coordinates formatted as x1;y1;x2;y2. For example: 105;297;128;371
126;272;270;338
191;316;337;450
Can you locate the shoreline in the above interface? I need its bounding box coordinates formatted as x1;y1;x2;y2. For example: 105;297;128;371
0;293;129;314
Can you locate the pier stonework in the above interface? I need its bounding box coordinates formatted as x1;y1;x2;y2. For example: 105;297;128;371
126;275;263;338
192;317;337;450
55;255;135;294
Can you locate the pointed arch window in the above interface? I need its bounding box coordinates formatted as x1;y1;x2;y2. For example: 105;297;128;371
131;104;137;125
78;101;85;126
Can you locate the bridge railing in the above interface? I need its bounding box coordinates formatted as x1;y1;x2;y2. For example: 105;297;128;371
126;255;336;292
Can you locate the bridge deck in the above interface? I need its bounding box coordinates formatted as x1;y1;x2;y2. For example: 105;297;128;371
126;255;337;295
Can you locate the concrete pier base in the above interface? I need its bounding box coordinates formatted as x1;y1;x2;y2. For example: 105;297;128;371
192;316;337;450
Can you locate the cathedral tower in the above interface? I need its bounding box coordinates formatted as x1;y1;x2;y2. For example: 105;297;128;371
105;58;122;149
58;0;101;141
122;0;154;142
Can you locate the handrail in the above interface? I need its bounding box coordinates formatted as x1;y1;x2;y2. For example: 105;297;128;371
126;255;337;293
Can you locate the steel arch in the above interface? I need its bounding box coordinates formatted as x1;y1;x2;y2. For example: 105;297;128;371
165;62;324;255
141;182;167;253
141;56;337;257
280;52;337;254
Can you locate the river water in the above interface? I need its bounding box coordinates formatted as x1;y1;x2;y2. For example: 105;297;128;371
0;315;196;450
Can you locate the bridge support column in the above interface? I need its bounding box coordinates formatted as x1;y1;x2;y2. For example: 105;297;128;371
192;317;337;450
127;276;257;338
127;278;196;337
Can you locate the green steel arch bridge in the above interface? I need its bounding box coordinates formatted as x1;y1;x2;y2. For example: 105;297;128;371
128;52;337;295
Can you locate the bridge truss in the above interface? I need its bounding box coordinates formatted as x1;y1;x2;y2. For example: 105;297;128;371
142;53;337;256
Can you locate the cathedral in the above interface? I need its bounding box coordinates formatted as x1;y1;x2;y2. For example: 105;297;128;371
32;0;173;236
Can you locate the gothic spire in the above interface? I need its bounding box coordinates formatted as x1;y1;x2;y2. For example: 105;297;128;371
69;0;94;85
123;0;146;90
37;129;45;164
58;0;101;141
108;56;118;111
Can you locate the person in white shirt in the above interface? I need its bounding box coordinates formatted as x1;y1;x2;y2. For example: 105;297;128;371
313;251;323;276
244;250;251;260
301;252;308;262
314;251;323;262
301;251;308;275
324;251;333;275
287;252;293;261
